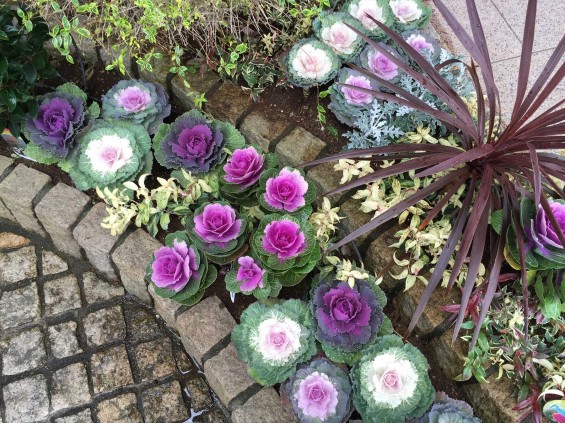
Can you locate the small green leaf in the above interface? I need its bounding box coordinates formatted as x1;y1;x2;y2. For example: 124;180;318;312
23;63;38;83
0;55;7;75
0;30;7;41
0;89;17;112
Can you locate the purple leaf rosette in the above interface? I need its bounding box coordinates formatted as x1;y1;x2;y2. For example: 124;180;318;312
311;277;385;364
399;30;441;64
259;167;317;215
224;255;283;300
153;109;245;173
146;232;217;306
414;392;481;423
186;202;248;265
329;68;378;126
281;358;353;423
359;43;401;85
101;79;170;135
252;214;321;287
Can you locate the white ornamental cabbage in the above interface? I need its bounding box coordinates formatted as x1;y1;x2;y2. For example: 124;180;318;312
346;0;393;38
313;12;366;61
286;38;340;89
389;0;431;30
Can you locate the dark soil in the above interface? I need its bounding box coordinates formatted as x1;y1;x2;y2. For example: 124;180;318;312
1;58;471;406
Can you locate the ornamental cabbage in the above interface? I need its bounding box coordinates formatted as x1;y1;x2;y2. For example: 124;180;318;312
359;43;401;82
351;335;434;422
400;30;441;64
186;202;248;265
544;400;565;423
101;79;170;135
389;0;432;30
232;300;317;386
23;83;99;166
225;255;282;300
153;109;245;173
259;167;317;216
501;198;565;270
344;0;393;39
311;276;388;365
329;68;378;126
68;119;152;191
285;38;340;89
220;146;278;207
415;392;482;423
313;12;366;61
146;231;217;306
252;214;321;287
281;359;353;423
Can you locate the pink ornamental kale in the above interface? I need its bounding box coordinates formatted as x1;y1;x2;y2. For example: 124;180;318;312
282;358;352;423
194;203;242;247
236;256;265;291
533;201;565;253
264;168;309;212
361;44;400;81
224;147;265;189
25;93;85;158
312;279;384;352
151;239;198;292
262;219;306;261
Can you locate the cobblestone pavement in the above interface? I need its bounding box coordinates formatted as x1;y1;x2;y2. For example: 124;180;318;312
0;230;228;423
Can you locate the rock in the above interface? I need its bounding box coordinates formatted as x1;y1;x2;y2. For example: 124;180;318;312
1;327;46;375
184;377;214;411
125;305;161;343
51;363;91;411
3;374;49;423
43;274;82;316
54;410;93;423
41;250;68;275
35;182;90;258
83;306;126;346
82;271;124;304
48;321;82;359
170;69;219;110
112;228;162;304
135;338;176;381
90;346;134;394
205;81;253;125
140;381;189;423
0;246;37;287
0;283;40;330
203;343;256;406
0;164;51;236
97;394;142;423
148;283;181;331
73;203;121;279
239;111;290;153
176;295;235;364
275;127;326;167
232;387;288;423
0;232;30;250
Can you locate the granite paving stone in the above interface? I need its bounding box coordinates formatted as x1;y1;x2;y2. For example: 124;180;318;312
54;410;93;423
91;345;134;393
51;363;91;411
275;126;326;167
135;338;176;381
97;394;142;423
41;250;68;275
112;228;162;304
35;182;90;258
3;374;50;423
48;321;82;358
0;246;37;286
84;306;126;346
148;284;181;331
232;387;289;423
82;271;124;303
43;274;82;316
1;327;46;375
184;378;214;411
141;381;188;423
126;304;161;343
0;283;40;330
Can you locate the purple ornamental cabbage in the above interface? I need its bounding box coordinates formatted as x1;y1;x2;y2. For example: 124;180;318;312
236;256;265;291
312;279;384;352
101;79;170;135
262;219;306;261
194;203;242;247
25;93;85;158
533;201;565;254
360;44;400;81
264;168;309;212
282;359;353;423
415;392;481;423
151;239;198;292
153;110;246;173
224;146;265;189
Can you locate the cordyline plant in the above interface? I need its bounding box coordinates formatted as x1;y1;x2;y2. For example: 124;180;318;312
305;0;565;349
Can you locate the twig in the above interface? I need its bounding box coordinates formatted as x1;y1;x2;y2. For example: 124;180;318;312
70;33;88;92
